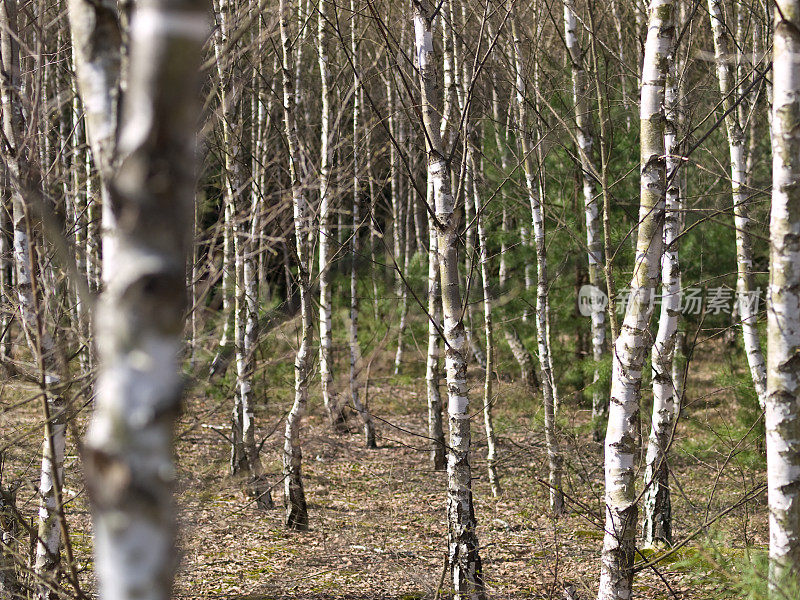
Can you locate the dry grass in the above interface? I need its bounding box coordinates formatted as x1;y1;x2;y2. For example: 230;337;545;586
0;333;769;599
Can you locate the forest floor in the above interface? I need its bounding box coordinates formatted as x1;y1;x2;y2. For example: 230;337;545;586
1;331;769;599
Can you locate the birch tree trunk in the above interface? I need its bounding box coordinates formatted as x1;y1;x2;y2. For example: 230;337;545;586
766;1;800;591
491;84;538;391
317;0;346;430
453;9;485;370
219;0;269;484
235;169;273;509
70;90;90;372
511;9;563;515
394;165;412;374
462;163;486;372
208;0;240;383
228;2;251;479
67;0;120;215
425;27;446;465
68;0;121;377
0;6;67;596
509;16;534;326
472;152;500;497
413;2;485;596
214;0;250;469
390;85;408;374
280;0;310;530
565;0;608;441
426;181;446;470
365;103;380;321
642;36;682;546
708;0;767;408
82;3;207;600
598;1;672;598
350;1;377;448
209;198;233;378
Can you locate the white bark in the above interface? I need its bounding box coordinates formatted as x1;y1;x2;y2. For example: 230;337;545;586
83;3;207;600
387;75;404;290
389;79;408;374
491;85;538;391
217;0;251;469
766;0;800;590
0;6;66;596
34;385;66;600
71;85;90;372
565;0;607;439
472;152;500;497
599;2;672;598
394;167;412;374
208;197;234;378
67;0;121;281
439;0;457;145
280;0;310;530
207;0;237;381
642;35;682;546
426;178;445;470
511;10;563;515
413;3;485;596
68;0;121;372
510;14;534;325
234;172;273;508
350;3;377;448
318;0;345;429
462;163;486;371
708;0;767;409
365;103;380;321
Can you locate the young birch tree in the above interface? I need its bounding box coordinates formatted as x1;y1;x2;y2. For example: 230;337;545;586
207;0;238;383
0;5;67;595
349;0;377;448
412;0;485;595
511;7;563;515
425;180;446;470
642;24;682;546
598;0;675;600
472;153;500;497
598;1;672;598
280;0;311;530
707;0;767;408
82;2;207;599
490;83;538;391
67;0;119;374
766;0;800;592
317;0;346;429
67;0;120;275
564;0;608;441
235;132;273;509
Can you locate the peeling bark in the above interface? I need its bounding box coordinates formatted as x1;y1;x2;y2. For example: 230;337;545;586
280;0;310;530
83;3;207;600
413;2;485;596
767;0;800;590
599;1;672;598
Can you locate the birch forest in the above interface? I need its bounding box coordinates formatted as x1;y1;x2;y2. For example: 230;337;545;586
3;0;800;599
